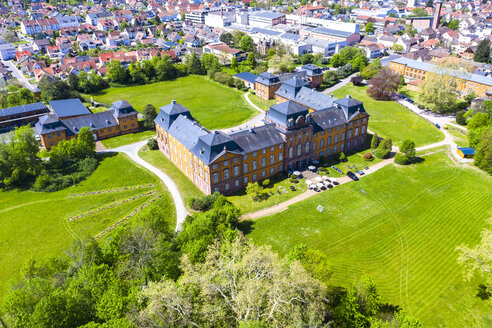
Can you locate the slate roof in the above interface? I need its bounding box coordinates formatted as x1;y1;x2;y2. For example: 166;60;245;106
275;77;310;100
229;124;284;154
193;130;243;165
155;100;193;131
0;102;47;119
311;107;348;131
255;72;280;85
110;100;137;118
234;72;258;84
294;87;337;111
266;100;309;127
301;64;323;76
49;98;90;118
62;110;120;136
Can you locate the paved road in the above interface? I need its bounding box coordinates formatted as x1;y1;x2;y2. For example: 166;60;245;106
2;60;39;92
99;140;189;231
219;92;265;134
396;98;465;130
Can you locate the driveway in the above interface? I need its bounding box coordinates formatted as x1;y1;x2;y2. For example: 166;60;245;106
99;140;189;232
2;60;39;92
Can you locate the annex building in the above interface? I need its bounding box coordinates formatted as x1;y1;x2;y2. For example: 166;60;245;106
389;57;492;98
155;79;369;195
35;99;138;150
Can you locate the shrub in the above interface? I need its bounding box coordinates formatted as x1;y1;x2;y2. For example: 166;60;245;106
262;179;270;187
33;173;54;191
246;182;268;202
394;153;410;165
374;138;393;159
339;152;346;162
456;110;467;125
290;173;297;179
188;192;220;211
290;177;299;183
362;153;373;161
147;138;158;150
371;133;380;149
351;76;363;86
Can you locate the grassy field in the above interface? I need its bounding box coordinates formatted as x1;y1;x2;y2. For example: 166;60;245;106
101;130;155;149
138;148;204;204
247;93;276;111
245;152;492;327
0;153;174;299
86;75;256;130
332;84;443;147
447;128;469;147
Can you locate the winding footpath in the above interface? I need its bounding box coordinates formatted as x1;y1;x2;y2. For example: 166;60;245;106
100;140;189;231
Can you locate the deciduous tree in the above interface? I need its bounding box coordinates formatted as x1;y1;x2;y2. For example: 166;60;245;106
368;68;401;100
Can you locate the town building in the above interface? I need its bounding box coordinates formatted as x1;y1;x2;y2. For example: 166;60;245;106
203;42;246;64
389;57;492;98
249;12;286;28
0;102;48;132
0;43;16;60
154;85;369;195
35;100;138;150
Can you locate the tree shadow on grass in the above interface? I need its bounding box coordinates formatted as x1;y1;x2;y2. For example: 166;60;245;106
237;220;255;235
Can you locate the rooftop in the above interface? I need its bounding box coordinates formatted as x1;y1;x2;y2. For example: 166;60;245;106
49;98;91;118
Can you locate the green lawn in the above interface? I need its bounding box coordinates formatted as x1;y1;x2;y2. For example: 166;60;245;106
138;148;204;204
0;153;174;299
101;130;155;149
245;153;492;327
86;75;256;130
332;84;443;147
247;93;276;111
447;128;469;147
398;85;419;100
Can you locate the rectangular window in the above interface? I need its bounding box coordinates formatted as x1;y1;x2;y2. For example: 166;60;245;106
253;173;257;180
262;149;266;154
313;141;317;149
234;166;239;176
334;146;338;153
362;126;366;134
243;154;248;160
57;132;61;136
48;134;52;139
270;167;274;174
355;127;359;136
252;151;257;157
234;157;239;163
334;135;339;143
224;160;229;166
244;176;249;184
261;170;266;177
270;146;274;151
243;163;248;173
270;155;274;164
321;131;325;135
213;172;218;183
223;169;229;180
253;160;257;170
328;136;331;145
225;183;229;190
320;139;324;147
278;165;283;172
335;126;339;131
279;144;283;149
341;144;345;150
235;180;239;187
279;152;283;161
213;164;218;169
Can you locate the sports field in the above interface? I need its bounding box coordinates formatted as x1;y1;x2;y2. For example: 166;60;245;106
87;75;256;130
332;84;443;147
0;153;174;299
246;152;492;327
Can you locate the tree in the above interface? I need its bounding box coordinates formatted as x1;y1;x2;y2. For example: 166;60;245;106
330;53;343;67
38;76;74;101
219;32;233;46
142;104;157;129
360;59;381;80
186;52;205;75
301;53;314;65
18;88;35;105
409;8;428;17
365;22;374;34
245;182;266;202
447;19;459;30
139;237;327;327
128;61;146;84
68;73;79;91
473;126;492;174
456;110;467;125
457;220;492;297
368;68;401;100
352;55;368;72
239;35;254;52
392;44;404;53
245;52;257;69
399;139;416;159
230;57;239;72
474;39;491;63
371;133;379;149
106;60;127;83
232;30;246;48
268;54;294;73
77;127;96;158
374;138;392;158
418;61;460;113
323;70;339;84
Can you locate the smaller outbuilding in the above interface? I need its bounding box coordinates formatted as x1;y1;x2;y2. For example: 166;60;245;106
457;147;475;159
49;98;91;119
233;72;258;89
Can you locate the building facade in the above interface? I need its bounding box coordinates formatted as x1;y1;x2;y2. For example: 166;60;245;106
35;100;138;150
389;57;492;97
155;82;369;195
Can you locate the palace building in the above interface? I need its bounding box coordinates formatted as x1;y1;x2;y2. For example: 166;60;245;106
389;57;492;98
35;99;138;150
155;79;369;195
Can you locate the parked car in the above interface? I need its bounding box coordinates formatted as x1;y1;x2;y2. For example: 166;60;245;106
356;170;365;176
331;165;343;174
435;123;440;129
347;171;359;181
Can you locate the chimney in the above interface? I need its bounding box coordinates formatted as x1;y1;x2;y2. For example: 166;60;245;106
432;1;443;30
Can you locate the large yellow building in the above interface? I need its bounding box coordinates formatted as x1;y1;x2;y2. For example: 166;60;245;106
155;79;369;195
389;57;492;98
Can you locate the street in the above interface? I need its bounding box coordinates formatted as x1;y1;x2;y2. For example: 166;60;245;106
2;60;39;92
